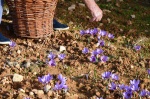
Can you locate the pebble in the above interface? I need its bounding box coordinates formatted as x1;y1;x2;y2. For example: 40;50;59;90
68;4;76;11
29;91;34;96
18;88;25;93
44;85;51;93
78;3;85;7
131;15;135;18
3;47;8;52
59;46;66;52
17;50;21;54
13;73;23;82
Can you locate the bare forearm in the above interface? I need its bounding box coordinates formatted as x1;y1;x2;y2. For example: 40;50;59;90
83;0;98;11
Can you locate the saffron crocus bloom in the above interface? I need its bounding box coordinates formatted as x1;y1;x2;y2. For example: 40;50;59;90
58;53;66;60
130;84;139;91
9;41;16;47
130;79;140;85
108;33;114;39
134;45;141;51
123;91;132;99
96;97;103;99
38;74;53;84
96;49;104;55
82;47;89;54
89;56;97;62
147;69;150;75
109;82;117;90
58;74;66;83
125;86;132;93
90;28;98;35
80;30;85;35
140;90;147;97
85;29;90;34
48;59;56;66
53;82;68;90
111;74;119;80
100;55;108;62
118;84;125;90
97;40;105;46
102;71;111;79
99;30;107;36
48;52;56;59
91;50;98;56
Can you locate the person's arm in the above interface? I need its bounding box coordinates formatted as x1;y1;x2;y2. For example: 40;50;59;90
83;0;103;22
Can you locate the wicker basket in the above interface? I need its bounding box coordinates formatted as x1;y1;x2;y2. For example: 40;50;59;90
6;0;58;38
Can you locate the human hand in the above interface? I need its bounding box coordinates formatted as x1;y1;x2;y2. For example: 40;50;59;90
90;5;103;22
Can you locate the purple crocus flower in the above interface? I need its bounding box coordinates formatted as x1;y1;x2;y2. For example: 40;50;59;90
97;40;105;46
130;79;140;85
53;82;68;90
134;45;141;51
99;30;107;36
118;84;126;90
89;55;97;62
102;71;111;79
108;33;114;39
9;41;16;47
130;84;139;91
48;59;56;66
147;69;150;75
58;74;66;83
100;55;108;62
80;30;85;35
96;49;104;55
91;50;98;56
140;90;147;97
125;86;132;93
85;29;90;34
123;91;132;99
111;74;119;80
97;36;101;40
82;47;89;54
147;91;150;96
48;52;56;59
38;74;53;84
58;53;66;60
89;28;98;35
109;82;117;90
96;97;104;99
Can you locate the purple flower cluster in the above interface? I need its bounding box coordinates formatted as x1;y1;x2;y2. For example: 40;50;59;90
102;71;119;80
80;28;98;36
47;52;66;66
38;74;53;84
53;74;68;91
147;69;150;75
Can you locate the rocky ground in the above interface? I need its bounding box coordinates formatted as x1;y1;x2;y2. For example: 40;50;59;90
0;0;150;99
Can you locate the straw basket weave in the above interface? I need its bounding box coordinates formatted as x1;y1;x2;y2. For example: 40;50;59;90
6;0;58;38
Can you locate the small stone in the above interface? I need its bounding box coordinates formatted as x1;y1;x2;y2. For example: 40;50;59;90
13;74;23;82
29;91;34;96
33;72;37;75
59;46;66;52
3;47;8;52
78;3;85;7
131;15;135;18
107;18;111;23
18;88;25;93
68;4;76;11
15;63;20;69
44;85;51;93
131;65;134;69
17;50;21;54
